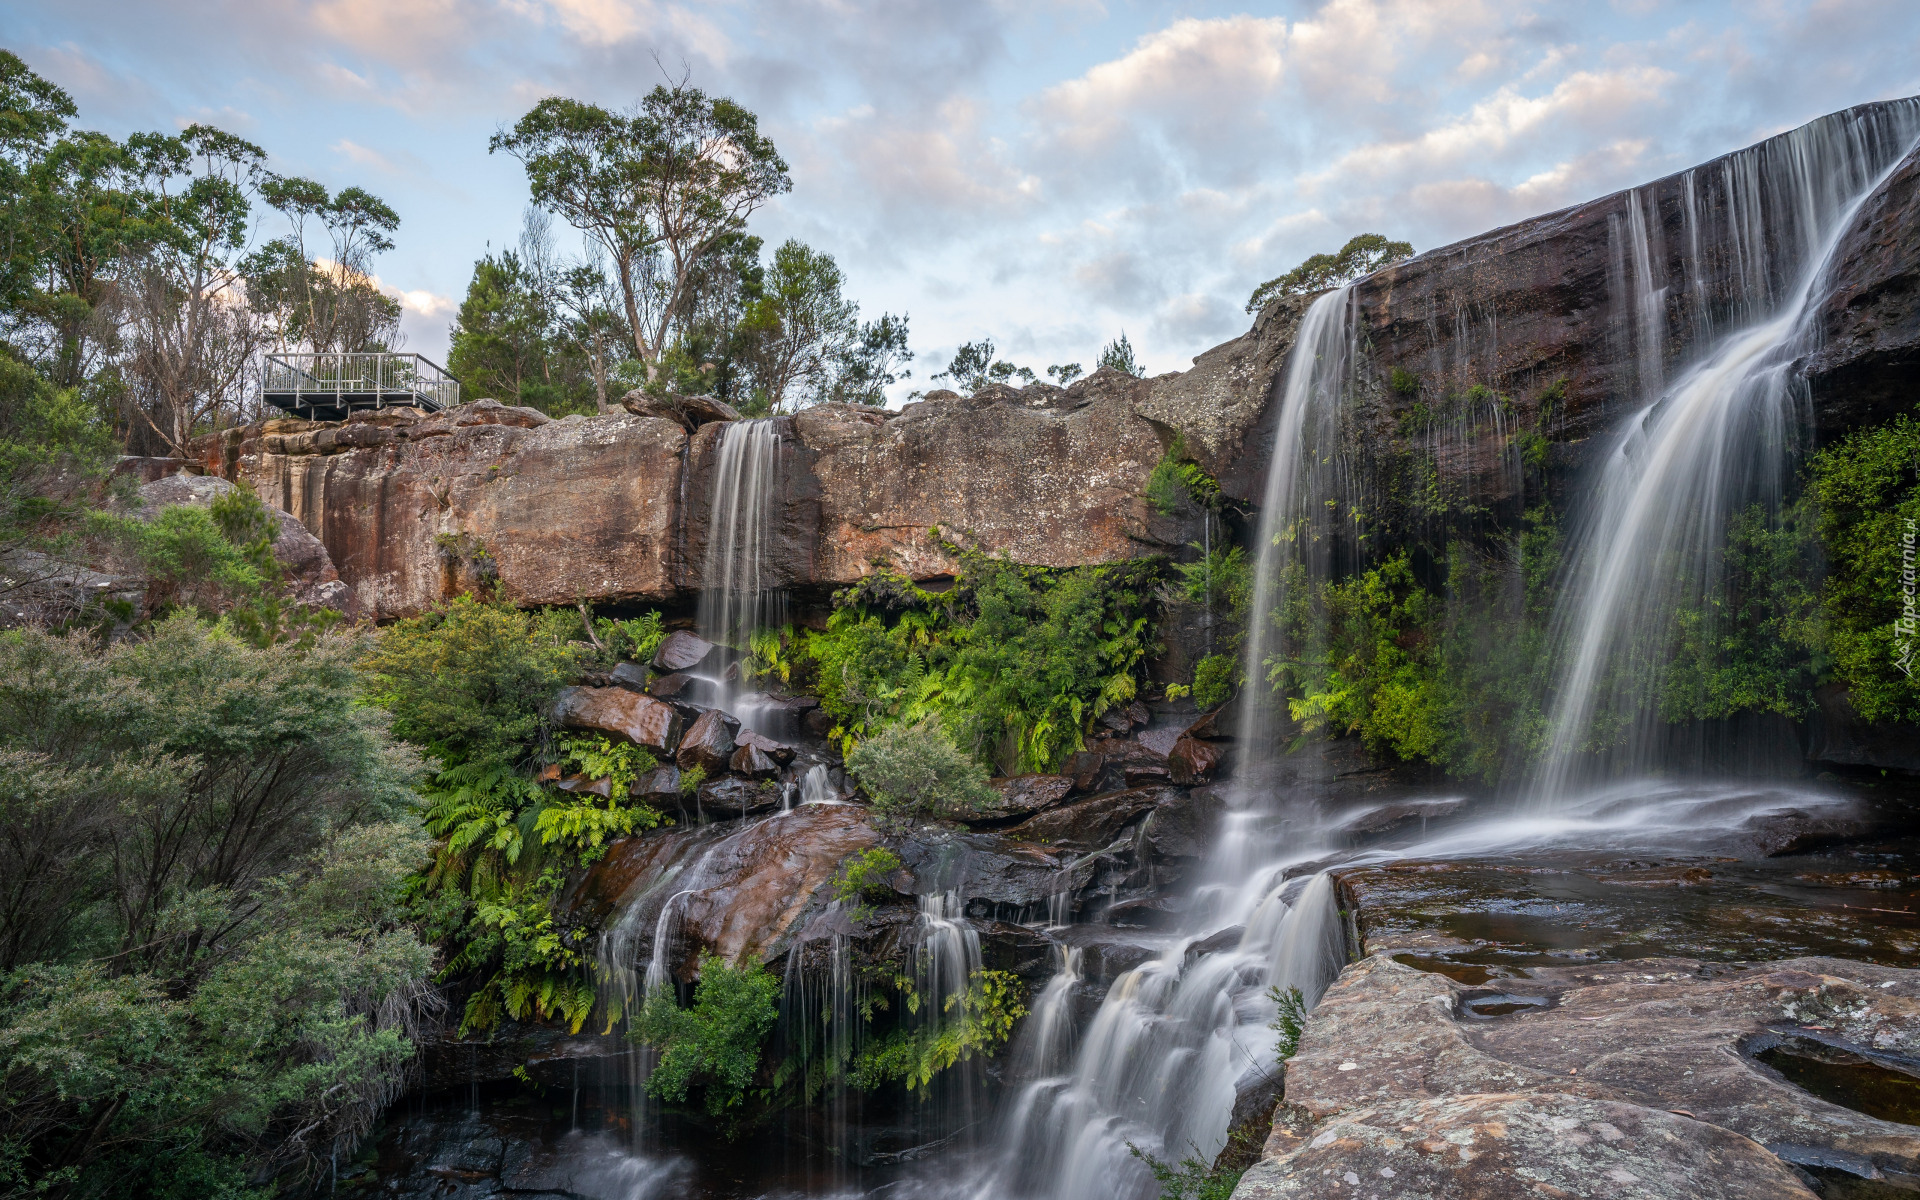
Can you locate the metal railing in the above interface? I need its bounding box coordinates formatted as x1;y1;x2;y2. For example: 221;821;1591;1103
261;352;459;413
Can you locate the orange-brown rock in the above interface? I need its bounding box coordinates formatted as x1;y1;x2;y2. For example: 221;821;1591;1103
549;685;683;753
675;710;735;773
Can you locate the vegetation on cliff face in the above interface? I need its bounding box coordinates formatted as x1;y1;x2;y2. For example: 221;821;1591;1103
795;547;1159;775
358;597;669;1036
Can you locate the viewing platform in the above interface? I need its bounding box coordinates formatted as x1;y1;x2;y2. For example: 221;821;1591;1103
261;352;459;422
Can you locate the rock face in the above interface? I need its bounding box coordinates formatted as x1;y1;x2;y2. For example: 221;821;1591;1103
1235;953;1920;1198
202;105;1920;628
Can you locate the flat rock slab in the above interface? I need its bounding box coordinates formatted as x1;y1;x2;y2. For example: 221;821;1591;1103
1235;1092;1816;1199
1237;952;1920;1197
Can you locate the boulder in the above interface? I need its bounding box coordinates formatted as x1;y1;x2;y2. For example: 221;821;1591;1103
1168;736;1223;784
608;661;649;692
734;727;795;764
631;764;682;803
548;686;683;754
554;773;612;798
647;672;693;699
729;744;778;778
133;474;356;614
652;630;715;673
697;775;781;818
619;389;740;429
973;774;1076;823
675;710;736;774
1008;786;1180;850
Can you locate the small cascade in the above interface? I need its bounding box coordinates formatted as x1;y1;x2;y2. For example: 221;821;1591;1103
696;419;788;730
1011;946;1083;1082
799;762;838;804
1531;100;1920;802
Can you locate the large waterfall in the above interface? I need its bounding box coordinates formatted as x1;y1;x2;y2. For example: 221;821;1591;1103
1531;99;1920;801
695;418;790;732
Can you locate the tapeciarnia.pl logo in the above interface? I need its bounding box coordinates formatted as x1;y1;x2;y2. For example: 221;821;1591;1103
1899;515;1917;678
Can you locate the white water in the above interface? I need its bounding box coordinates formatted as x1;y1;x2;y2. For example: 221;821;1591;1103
1532;100;1920;801
696;418;789;732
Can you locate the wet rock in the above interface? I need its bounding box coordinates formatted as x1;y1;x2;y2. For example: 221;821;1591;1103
729;743;778;778
676;709;736;773
1737;807;1874;856
608;661;649;691
631;764;681;803
549;685;683;753
555;773;612;798
1144;787;1227;862
1008;786;1181;850
972;774;1076;823
652;629;715;673
1169;736;1224;784
646;671;691;698
1242;952;1920;1197
1334;796;1467;836
1062;751;1106;792
1805;684;1920;774
1098;700;1150;733
1806;139;1920;433
891;830;1087;913
1233;1092;1818;1199
735;727;795;764
699;775;780;817
1135;725;1183;758
802;707;833;737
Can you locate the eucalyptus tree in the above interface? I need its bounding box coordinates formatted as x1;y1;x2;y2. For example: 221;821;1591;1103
490;81;791;379
245;175;404;354
1244;232;1414;313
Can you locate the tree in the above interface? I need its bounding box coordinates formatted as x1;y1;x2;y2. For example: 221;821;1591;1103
246;175;403;354
115;125;272;456
490;82;791;379
1098;333;1142;378
832;312;913;405
742;239;857;411
1245;232;1413;313
932;338;1033;393
1046;362;1083;386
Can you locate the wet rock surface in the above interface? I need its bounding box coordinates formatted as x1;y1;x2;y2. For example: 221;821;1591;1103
1240;950;1920;1198
550;685;683;753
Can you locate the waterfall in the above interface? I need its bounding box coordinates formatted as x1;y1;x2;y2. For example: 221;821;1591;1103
1233;287;1360;755
1531;101;1920;803
696;419;788;729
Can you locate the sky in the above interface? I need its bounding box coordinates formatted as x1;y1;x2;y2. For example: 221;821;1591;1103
9;0;1920;400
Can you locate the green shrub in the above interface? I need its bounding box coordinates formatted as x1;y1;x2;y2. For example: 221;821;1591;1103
845;719;997;820
803;551;1158;774
1174;543;1251;620
1268;984;1306;1060
1144;439;1222;516
1810;413;1920;723
831;847;903;918
360;595;581;766
1126;1144;1244;1200
850;969;1026;1092
632;954;781;1120
1191;653;1239;710
1388;366;1419;396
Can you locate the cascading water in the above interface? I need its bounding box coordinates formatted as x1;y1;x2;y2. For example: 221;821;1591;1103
1531;100;1920;802
696;418;789;732
948;289;1365;1200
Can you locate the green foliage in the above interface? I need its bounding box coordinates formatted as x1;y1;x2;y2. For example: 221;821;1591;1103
1268;984;1307;1061
932;338;1034;392
0;619;433;1195
845;719;998;821
1146;452;1221;517
1389;366;1420;396
557;732;656;795
632;955;781;1120
1809;413;1920;723
1245;233;1414;313
1192;653;1239;710
850;969;1026;1093
679;763;708;795
1098;332;1143;378
1660;504;1822;722
830;847;903;919
1126;1144;1245;1200
804;550;1159;775
1175;544;1251;620
360;595;581;766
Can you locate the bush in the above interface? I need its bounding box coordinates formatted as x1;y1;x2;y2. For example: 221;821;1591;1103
360;595;581;765
1811;414;1920;723
632;954;781;1120
1191;653;1239;710
845;719;997;821
850;969;1026;1092
0;619;434;1194
831;847;903;919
